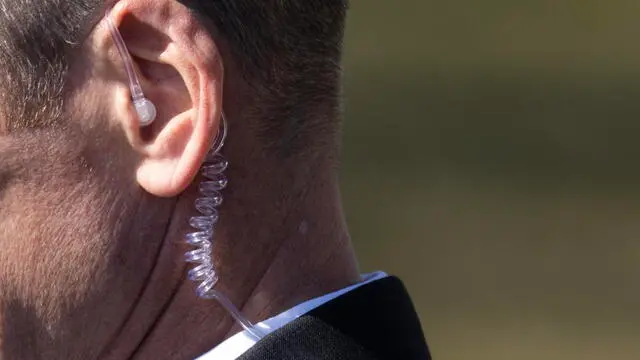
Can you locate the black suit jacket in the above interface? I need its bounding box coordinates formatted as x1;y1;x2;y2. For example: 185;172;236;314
238;277;431;360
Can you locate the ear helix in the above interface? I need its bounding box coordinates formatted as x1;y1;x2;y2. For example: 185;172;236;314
106;9;157;127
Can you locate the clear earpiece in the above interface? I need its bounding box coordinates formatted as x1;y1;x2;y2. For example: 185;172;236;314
106;9;156;127
105;8;263;340
185;115;266;341
134;98;157;127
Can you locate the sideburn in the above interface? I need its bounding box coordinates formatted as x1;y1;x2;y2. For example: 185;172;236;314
0;123;153;359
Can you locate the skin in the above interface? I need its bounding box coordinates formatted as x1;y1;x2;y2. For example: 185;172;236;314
0;0;360;359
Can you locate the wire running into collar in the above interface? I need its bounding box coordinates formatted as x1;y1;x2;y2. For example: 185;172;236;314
105;5;263;338
184;114;265;341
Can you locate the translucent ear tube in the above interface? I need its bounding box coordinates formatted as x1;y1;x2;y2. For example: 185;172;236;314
106;10;265;340
185;115;266;340
106;10;157;126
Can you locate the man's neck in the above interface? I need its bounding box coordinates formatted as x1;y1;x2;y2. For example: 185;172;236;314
100;158;361;360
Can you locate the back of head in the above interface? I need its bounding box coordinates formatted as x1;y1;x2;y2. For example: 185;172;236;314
0;1;354;358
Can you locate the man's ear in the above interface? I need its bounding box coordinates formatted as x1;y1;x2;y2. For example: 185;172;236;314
101;0;224;197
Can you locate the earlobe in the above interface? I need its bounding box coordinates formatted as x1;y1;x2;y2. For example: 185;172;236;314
102;0;224;197
136;108;205;197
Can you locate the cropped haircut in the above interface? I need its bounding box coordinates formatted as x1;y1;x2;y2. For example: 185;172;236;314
0;0;348;155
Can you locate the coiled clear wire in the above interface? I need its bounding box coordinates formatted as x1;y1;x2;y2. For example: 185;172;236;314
185;115;266;340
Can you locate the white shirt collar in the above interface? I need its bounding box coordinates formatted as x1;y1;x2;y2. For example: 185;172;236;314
195;271;388;360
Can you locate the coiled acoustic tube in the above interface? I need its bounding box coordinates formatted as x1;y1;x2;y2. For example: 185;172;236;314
104;6;262;340
184;115;266;340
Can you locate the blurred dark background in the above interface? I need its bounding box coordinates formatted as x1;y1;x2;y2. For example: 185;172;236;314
340;1;640;359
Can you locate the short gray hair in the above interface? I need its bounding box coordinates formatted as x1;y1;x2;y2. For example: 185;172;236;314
0;0;348;155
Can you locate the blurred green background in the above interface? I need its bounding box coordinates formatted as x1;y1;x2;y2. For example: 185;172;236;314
340;1;640;359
